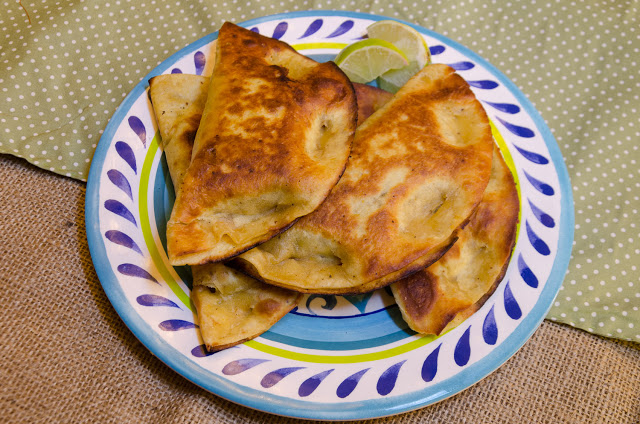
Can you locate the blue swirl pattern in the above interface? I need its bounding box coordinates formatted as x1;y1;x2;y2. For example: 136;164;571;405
504;282;523;320
299;370;334;397
377;361;405;396
421;344;440;382
106;169;133;200
454;327;472;366
299;19;323;38
337;368;370;398
136;294;180;308
483;307;498;345
518;254;539;288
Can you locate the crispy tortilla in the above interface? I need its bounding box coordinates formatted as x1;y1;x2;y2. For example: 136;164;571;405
149;72;301;352
166;22;357;266
391;145;519;335
149;74;210;191
191;264;300;351
233;64;495;294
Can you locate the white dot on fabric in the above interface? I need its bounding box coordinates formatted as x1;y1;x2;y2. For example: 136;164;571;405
1;0;638;342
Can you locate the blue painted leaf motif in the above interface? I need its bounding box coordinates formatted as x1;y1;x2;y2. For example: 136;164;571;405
222;358;270;375
495;116;535;138
272;22;288;39
250;27;259;33
193;51;206;75
305;294;337;313
429;45;445;55
483;306;498;345
171;68;182;74
524;171;555;196
299;19;323;38
299;369;334;397
467;80;499;89
128;116;147;147
117;263;158;283
421;344;441;382
104;199;137;226
504;282;522;320
337;368;369;398
483;101;521;114
518;254;539;288
191;344;216;357
107;169;133;200
514;144;549;164
115;141;137;174
261;367;305;388
376;360;406;396
159;319;197;331
343;292;374;314
526;221;551;256
449;61;475;71
327;20;354;38
454;326;472;367
528;200;555;228
105;230;142;254
136;294;180;308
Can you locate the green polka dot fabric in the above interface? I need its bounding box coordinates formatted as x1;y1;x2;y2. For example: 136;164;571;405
1;0;638;342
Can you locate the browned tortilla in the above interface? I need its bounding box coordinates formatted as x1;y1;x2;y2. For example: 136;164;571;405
166;22;357;266
391;145;519;335
148;70;302;352
233;64;495;294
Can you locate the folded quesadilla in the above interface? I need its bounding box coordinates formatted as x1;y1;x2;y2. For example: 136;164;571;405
233;64;495;294
149;73;301;352
190;263;300;351
166;22;357;266
149;74;210;191
391;145;519;335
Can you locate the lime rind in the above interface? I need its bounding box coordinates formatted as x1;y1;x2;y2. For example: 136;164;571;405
334;38;409;84
366;20;432;92
377;61;423;93
366;20;430;66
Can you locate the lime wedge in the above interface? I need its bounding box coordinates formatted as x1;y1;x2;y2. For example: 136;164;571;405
367;20;431;92
334;38;409;84
377;61;424;93
367;20;431;68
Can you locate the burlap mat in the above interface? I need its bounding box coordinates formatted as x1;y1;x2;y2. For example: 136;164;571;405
1;154;638;423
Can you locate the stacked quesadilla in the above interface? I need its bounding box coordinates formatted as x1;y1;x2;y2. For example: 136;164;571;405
149;22;520;350
149;73;301;352
166;22;357;266
234;64;495;294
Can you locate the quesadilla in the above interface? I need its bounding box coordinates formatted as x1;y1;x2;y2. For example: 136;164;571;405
149;73;301;352
353;82;393;126
191;263;300;351
391;145;519;335
166;22;357;266
232;64;495;294
149;74;210;191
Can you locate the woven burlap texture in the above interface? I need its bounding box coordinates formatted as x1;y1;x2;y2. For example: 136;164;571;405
1;154;639;423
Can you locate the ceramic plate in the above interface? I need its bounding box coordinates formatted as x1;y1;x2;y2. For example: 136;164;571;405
86;11;574;420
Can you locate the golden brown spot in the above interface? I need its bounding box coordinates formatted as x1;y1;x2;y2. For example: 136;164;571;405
255;298;282;315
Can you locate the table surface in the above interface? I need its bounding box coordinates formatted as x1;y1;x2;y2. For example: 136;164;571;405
1;1;639;423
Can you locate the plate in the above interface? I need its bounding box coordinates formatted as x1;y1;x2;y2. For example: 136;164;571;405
86;11;574;420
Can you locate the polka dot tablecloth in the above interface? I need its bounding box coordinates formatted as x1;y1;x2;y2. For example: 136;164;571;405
1;0;638;342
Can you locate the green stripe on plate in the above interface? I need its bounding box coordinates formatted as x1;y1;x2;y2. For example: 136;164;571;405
291;42;348;51
139;132;193;311
246;333;437;363
491;120;522;239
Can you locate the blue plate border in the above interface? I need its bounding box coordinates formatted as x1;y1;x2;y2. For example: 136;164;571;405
85;10;574;420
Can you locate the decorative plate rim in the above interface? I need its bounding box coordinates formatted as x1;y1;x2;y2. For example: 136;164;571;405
85;10;574;420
